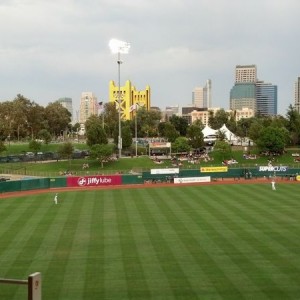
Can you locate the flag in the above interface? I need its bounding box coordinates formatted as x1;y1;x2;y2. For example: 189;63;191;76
129;103;137;112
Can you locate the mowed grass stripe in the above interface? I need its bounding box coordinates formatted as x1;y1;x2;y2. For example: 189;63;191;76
115;190;151;299
0;196;46;274
83;192;105;299
226;184;300;256
59;193;96;300
0;196;50;300
220;184;300;255
202;187;296;298
0;197;28;224
134;188;200;299
126;189;174;299
103;190;128;299
180;185;290;299
150;187;247;299
197;184;300;298
44;192;85;299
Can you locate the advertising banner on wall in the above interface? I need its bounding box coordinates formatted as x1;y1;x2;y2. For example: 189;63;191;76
67;175;122;187
257;166;288;172
174;176;211;184
150;168;179;175
200;166;228;173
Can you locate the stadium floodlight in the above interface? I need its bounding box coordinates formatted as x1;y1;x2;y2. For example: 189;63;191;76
109;39;131;54
109;38;130;158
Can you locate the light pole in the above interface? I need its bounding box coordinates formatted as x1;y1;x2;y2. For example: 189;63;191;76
133;103;140;157
109;39;130;158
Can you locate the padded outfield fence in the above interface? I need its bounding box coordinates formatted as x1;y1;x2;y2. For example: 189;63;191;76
0;166;299;194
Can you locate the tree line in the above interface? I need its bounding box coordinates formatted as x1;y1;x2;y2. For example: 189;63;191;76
1;95;300;162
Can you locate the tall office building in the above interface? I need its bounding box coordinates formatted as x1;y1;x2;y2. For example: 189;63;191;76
256;81;277;116
230;83;257;112
192;79;211;108
230;64;277;116
295;77;300;113
57;97;73;122
235;65;257;83
79;92;98;124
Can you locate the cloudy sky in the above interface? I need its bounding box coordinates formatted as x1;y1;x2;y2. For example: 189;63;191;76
0;0;299;116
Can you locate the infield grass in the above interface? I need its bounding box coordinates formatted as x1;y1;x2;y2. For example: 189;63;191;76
1;183;300;299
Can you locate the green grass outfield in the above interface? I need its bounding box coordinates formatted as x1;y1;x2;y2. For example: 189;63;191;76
1;183;300;299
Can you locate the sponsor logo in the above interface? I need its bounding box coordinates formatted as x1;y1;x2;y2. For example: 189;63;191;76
77;177;87;186
258;166;288;172
201;166;228;173
77;176;112;186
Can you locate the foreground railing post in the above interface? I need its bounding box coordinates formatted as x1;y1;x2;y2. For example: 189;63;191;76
28;272;42;300
0;272;41;300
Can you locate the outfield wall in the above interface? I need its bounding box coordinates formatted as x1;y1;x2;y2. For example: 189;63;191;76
0;167;299;194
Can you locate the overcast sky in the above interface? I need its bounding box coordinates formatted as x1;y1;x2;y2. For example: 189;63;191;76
0;0;299;116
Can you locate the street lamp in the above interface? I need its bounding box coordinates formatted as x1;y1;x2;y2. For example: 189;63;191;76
109;39;130;158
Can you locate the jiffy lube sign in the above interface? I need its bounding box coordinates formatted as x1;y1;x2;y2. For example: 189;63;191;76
67;175;122;187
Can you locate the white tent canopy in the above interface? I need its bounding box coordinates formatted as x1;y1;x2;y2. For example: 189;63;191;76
219;124;239;142
202;125;218;137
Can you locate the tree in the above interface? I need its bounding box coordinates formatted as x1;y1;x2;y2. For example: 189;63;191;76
256;126;288;154
217;129;227;141
192;119;204;129
208;109;229;129
90;144;114;168
85;115;108;147
248;120;264;142
172;137;191;153
121;125;133;149
163;122;179;143
38;129;52;144
44;102;71;136
28;140;42;155
186;125;204;149
0;141;6;155
113;124;132;151
169;115;188;136
26;102;45;140
213;140;232;161
57;142;74;165
11;95;32;141
136;107;161;137
285;104;300;145
102;102;119;138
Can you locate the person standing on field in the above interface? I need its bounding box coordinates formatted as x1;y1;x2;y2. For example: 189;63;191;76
54;193;58;204
271;178;276;190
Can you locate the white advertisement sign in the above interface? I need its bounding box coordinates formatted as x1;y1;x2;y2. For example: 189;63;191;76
174;176;211;184
150;168;179;175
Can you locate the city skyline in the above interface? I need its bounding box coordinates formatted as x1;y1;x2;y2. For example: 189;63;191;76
0;0;299;115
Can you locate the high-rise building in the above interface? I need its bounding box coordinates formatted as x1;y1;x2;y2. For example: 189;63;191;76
235;65;257;83
295;77;300;113
57;97;73;122
109;80;150;121
256;81;277;116
192;79;211;108
79;92;98;124
230;65;277;116
230;83;257;112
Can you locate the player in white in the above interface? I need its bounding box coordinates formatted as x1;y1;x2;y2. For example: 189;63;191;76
271;179;276;190
54;193;58;204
